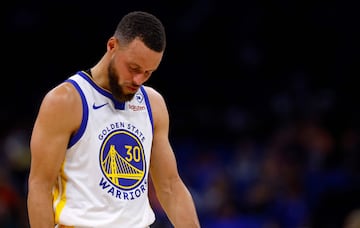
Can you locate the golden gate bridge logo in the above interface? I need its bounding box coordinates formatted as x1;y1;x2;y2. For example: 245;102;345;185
99;130;146;190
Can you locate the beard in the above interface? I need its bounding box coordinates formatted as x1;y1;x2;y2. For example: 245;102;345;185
107;60;136;102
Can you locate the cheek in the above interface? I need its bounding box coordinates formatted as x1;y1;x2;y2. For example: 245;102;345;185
111;62;127;82
113;55;126;74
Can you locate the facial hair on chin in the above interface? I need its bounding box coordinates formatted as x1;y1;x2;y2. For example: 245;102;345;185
108;63;135;102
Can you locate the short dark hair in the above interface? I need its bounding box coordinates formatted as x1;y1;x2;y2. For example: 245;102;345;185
114;11;166;52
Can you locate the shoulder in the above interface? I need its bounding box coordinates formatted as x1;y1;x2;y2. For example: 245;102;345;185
143;85;162;99
143;85;169;124
143;86;167;110
42;82;80;110
37;81;82;131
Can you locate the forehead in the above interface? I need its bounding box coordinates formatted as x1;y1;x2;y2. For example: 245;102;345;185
118;38;163;70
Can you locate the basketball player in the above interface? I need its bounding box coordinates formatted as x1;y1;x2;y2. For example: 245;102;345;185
27;11;200;228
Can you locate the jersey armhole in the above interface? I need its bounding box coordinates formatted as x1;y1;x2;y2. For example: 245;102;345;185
65;79;89;148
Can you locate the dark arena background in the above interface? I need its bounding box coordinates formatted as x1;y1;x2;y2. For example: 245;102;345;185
2;1;360;227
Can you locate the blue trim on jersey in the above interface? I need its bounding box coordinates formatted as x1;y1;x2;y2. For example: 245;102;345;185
77;71;125;110
66;79;89;148
140;86;154;134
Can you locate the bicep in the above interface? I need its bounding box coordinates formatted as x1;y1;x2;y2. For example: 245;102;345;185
150;135;179;186
30;116;68;186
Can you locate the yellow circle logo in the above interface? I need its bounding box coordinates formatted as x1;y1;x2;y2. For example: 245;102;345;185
99;130;146;190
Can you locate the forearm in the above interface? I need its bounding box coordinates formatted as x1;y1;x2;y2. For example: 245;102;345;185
27;186;55;227
157;180;200;228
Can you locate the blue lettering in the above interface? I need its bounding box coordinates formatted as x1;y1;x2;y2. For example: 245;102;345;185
134;189;141;197
99;177;111;189
116;189;122;199
108;186;115;195
99;178;149;201
129;191;135;200
140;184;146;193
98;121;146;141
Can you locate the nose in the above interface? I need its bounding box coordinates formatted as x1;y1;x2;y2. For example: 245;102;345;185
133;73;147;86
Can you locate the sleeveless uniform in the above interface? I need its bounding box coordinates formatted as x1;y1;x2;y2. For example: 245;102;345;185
53;71;155;228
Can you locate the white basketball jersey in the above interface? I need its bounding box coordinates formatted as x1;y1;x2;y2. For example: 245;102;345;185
53;71;155;228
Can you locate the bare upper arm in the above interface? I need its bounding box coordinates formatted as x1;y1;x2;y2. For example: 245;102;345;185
145;86;180;188
29;82;82;188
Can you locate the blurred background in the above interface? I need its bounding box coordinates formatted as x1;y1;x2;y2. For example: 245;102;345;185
2;0;360;227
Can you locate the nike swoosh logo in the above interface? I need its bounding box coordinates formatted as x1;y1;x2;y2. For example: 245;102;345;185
93;102;108;109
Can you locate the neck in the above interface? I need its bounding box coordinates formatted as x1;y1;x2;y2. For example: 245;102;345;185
91;64;109;90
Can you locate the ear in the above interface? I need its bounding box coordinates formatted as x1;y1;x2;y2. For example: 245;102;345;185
107;37;117;51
